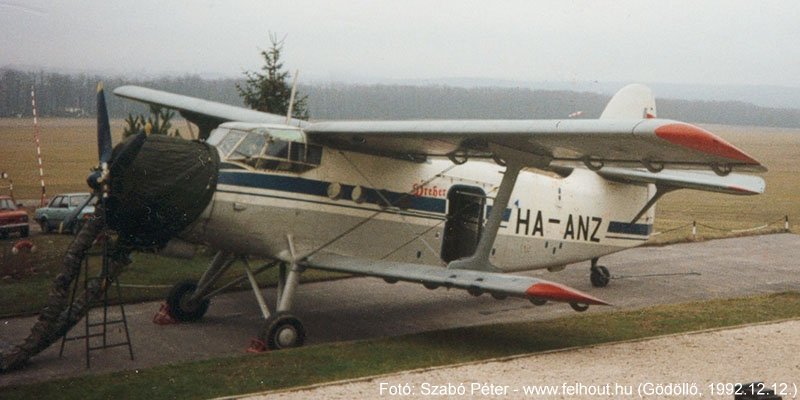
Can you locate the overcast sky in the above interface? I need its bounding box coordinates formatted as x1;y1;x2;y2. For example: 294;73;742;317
2;0;798;87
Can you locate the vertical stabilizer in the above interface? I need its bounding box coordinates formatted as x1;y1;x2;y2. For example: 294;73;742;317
600;84;656;119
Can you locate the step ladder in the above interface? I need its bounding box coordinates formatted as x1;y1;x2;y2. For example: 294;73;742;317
59;238;134;368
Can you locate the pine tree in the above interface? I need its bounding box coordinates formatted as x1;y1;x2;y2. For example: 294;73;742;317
122;105;181;138
236;33;309;120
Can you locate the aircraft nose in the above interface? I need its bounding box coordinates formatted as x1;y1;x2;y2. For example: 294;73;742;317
104;134;220;249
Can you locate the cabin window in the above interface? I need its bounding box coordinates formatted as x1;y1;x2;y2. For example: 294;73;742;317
231;132;267;160
217;129;247;157
214;125;322;172
256;138;322;172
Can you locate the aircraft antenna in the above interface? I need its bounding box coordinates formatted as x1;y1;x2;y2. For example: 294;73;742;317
286;69;299;125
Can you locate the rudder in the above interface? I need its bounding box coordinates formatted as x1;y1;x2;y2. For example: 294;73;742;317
600;84;656;120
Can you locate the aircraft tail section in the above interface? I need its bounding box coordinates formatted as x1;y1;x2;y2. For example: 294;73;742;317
600;84;657;120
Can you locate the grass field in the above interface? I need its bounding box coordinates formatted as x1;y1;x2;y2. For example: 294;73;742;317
651;124;800;243
0;234;344;317
0;118;127;201
3;292;799;400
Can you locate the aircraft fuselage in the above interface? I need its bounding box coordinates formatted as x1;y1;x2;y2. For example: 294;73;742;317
182;147;655;273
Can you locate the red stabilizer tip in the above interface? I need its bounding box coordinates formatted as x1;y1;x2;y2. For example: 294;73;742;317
526;282;609;306
655;123;760;164
152;303;177;325
246;338;267;353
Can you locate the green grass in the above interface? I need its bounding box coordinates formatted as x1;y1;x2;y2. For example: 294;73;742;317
3;292;799;400
0;234;344;317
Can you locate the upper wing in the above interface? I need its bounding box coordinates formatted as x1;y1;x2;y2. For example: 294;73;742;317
304;118;766;173
113;86;310;136
303;253;608;306
114;84;765;174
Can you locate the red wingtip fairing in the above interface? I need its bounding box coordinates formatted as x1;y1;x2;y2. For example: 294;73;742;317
654;123;760;165
526;282;610;306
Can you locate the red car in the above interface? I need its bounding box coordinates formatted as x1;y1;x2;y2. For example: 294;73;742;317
0;195;29;238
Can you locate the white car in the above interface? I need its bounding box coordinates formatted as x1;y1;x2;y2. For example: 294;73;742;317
34;193;95;234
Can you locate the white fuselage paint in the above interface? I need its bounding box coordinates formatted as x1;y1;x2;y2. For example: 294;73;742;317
182;147;655;273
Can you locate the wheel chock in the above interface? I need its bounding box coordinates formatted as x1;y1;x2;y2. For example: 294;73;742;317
246;338;267;353
11;240;36;255
152;302;177;325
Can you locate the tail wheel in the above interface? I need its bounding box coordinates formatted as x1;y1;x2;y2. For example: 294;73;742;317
261;312;305;350
166;280;210;322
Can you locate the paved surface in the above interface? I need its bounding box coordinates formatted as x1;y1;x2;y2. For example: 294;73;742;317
1;233;798;388
250;320;800;400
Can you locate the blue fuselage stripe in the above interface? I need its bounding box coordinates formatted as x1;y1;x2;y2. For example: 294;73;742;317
217;171;447;214
607;221;653;236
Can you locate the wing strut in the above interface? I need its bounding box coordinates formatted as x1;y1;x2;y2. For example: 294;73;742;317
448;160;523;271
629;185;675;224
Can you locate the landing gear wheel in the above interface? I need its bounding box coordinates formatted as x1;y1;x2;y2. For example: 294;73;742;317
570;302;589;312
166;280;210;322
590;265;611;288
262;312;305;350
530;298;547;306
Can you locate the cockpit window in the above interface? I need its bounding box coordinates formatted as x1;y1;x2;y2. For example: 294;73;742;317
217;129;247;157
231;132;267;159
215;125;322;172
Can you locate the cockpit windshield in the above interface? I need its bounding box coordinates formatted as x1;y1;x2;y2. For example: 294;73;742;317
208;123;322;172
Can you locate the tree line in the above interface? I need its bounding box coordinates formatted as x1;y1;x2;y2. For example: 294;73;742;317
2;67;800;128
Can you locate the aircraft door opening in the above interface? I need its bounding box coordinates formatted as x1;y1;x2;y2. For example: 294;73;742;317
441;185;485;263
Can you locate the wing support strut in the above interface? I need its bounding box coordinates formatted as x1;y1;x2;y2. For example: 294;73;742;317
448;160;523;272
629;185;676;224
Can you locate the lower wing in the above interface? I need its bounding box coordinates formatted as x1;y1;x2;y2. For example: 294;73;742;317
302;253;609;307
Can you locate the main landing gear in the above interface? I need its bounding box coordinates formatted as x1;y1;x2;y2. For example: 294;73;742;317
164;239;307;351
589;257;611;288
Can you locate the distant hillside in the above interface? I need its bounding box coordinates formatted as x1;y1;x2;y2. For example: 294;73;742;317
378;78;800;110
2;68;799;128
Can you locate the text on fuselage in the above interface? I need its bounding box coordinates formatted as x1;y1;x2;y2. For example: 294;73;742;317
515;209;602;242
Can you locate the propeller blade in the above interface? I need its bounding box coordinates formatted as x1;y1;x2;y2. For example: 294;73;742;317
60;193;96;234
97;82;112;164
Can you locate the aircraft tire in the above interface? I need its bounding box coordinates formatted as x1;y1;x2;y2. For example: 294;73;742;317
529;298;547;306
262;312;305;350
166;280;210;322
570;302;589;312
590;265;611;288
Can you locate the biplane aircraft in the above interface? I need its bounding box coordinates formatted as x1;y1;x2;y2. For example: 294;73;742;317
102;83;765;350
0;84;767;371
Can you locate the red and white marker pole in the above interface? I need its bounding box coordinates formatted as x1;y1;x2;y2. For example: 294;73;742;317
30;86;47;207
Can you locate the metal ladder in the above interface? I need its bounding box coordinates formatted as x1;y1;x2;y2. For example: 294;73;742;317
59;238;134;368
